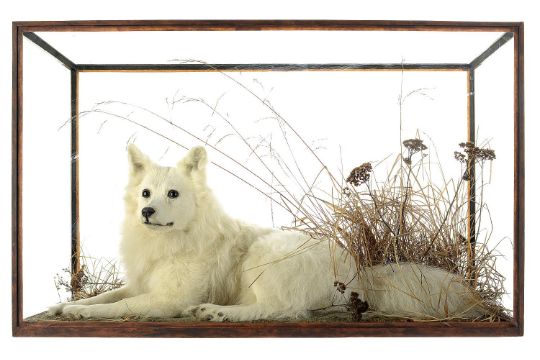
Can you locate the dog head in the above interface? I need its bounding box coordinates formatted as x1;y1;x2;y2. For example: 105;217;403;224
125;144;208;232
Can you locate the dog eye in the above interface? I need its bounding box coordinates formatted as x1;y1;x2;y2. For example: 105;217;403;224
167;190;179;199
142;189;151;198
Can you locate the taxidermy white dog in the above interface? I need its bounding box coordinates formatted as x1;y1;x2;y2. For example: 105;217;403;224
49;145;484;321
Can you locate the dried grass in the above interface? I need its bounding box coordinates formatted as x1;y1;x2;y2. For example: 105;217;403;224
55;253;124;301
60;62;510;321
288;139;508;321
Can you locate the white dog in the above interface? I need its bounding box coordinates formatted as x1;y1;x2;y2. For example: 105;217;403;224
49;145;484;321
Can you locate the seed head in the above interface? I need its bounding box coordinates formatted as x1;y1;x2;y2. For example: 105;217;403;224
454;151;466;163
346;163;372;187
403;138;428;153
455;142;496;163
348;291;369;321
403;138;428;166
477;148;496;161
334;281;347;294
455;142;496;180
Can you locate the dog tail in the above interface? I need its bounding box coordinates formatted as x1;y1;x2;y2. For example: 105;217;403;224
355;263;494;320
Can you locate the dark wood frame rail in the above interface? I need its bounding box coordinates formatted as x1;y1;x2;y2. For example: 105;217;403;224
12;20;525;337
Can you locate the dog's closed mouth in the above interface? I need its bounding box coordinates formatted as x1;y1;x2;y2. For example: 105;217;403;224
144;221;174;227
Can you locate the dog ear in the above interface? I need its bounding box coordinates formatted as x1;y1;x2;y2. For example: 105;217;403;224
178;146;208;179
127;144;152;176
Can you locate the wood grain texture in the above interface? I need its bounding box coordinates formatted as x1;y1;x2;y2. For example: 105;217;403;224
13;320;520;338
11;20;525;337
513;22;525;336
77;63;469;72
12;23;23;335
13;20;519;32
70;70;81;286
466;69;477;280
23;32;76;70
470;32;514;69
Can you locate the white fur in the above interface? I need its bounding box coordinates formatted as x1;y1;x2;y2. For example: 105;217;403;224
49;145;484;321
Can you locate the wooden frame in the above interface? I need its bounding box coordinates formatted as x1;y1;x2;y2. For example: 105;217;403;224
12;20;525;337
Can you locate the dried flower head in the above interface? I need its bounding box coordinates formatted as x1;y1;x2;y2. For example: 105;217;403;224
455;142;496;180
348;291;369;321
454;151;466;163
346;163;372;187
477;148;496;161
458;142;496;161
403;138;428;166
456;142;496;163
403;138;428;153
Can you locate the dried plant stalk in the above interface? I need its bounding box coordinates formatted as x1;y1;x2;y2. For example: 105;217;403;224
290;138;506;320
63;65;508;321
55;254;124;301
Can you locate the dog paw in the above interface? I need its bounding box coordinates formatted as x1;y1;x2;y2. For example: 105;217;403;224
186;304;230;322
48;303;66;316
62;305;92;319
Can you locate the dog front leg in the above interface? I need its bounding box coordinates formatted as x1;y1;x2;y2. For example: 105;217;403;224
48;286;133;315
62;292;186;319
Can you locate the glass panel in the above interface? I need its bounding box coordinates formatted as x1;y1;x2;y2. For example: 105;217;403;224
474;38;514;311
20;28;515;323
78;70;468;263
22;37;71;318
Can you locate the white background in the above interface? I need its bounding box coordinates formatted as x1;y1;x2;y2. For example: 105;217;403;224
20;28;514;316
1;1;538;359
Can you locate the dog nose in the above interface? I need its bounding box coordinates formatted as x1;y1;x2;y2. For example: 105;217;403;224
141;207;156;218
